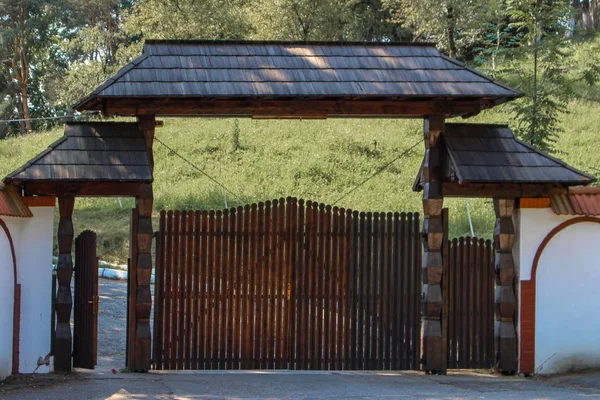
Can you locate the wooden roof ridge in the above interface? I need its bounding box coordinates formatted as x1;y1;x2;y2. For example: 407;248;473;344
143;39;440;47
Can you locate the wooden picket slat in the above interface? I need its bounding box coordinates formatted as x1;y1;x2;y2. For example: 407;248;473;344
154;200;422;371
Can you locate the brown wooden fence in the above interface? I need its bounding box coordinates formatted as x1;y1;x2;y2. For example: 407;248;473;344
445;237;495;370
153;198;422;370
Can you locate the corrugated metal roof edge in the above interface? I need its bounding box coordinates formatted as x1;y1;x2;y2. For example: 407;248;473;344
0;183;33;218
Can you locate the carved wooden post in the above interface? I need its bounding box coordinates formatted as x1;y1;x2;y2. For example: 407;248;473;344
129;115;155;371
422;117;445;373
494;198;517;373
55;196;75;372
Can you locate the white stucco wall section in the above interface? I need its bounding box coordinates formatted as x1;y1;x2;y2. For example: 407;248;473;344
0;221;15;380
517;208;600;375
535;222;600;374
12;206;54;374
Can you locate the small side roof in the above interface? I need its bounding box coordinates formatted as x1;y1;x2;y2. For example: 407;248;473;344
414;123;595;191
551;186;600;215
0;184;32;218
5;122;152;184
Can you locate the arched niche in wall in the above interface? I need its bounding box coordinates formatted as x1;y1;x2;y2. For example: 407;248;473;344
520;217;600;374
0;218;18;377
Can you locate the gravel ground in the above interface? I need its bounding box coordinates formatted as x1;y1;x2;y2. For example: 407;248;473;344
96;278;129;371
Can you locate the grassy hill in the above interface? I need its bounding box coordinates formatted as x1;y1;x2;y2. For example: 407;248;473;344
1;101;599;263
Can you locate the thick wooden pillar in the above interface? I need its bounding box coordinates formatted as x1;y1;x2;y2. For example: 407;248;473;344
128;115;155;371
422;117;445;373
494;198;517;373
55;197;75;372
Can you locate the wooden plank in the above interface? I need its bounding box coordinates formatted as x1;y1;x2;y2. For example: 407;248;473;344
219;210;229;369
357;212;366;370
309;201;318;370
164;211;174;369
257;202;267;369
300;199;310;370
226;208;236;369
172;211;181;370
390;212;399;370
185;211;194;369
263;201;273;369
199;211;209;369
248;203;258;369
205;211;215;369
375;212;385;370
241;205;251;369
350;210;359;370
343;209;354;370
441;209;449;375
154;211;165;369
282;198;293;369
234;206;244;369
334;207;344;370
323;205;332;370
315;203;325;369
400;212;409;370
383;213;392;370
192;211;201;369
412;213;421;370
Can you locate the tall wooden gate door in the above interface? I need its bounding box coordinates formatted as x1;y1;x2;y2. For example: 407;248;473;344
445;237;495;370
153;198;421;370
73;230;99;369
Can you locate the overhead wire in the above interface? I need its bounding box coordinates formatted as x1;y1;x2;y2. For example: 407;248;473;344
332;138;422;206
154;135;244;203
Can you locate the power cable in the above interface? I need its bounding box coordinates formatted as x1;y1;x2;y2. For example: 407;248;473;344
154;136;244;203
332;139;421;206
0;112;101;124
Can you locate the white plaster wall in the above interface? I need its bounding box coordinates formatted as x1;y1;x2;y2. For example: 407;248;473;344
535;222;600;374
4;207;54;374
517;208;600;374
0;221;15;380
12;207;54;374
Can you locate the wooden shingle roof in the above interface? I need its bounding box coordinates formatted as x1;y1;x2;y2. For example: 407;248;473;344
5;122;152;183
414;123;595;190
74;40;522;116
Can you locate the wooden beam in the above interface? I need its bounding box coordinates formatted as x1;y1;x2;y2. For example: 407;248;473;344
421;116;445;373
55;197;75;372
494;198;518;374
442;182;559;198
129;115;155;372
22;182;148;197
100;98;483;118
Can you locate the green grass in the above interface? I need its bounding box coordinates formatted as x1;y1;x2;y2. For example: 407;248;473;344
1;101;599;263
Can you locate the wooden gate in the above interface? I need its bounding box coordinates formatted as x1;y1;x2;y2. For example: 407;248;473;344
153;198;422;370
73;230;99;369
445;237;495;370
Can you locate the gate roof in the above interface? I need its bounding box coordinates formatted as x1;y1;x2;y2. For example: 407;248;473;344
414;123;596;197
74;40;522;118
4;122;152;197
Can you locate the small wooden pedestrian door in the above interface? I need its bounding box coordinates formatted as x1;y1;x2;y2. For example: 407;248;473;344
153;198;422;370
73;230;99;369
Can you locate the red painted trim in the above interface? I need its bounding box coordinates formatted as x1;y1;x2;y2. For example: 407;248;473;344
520;198;550;209
520;216;600;374
23;196;56;208
0;218;20;375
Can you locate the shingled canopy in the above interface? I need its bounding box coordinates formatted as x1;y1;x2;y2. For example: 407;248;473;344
73;40;523;118
413;123;596;198
4;121;152;197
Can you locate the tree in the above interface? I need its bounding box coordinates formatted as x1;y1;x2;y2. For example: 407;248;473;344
387;0;486;58
249;0;346;40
